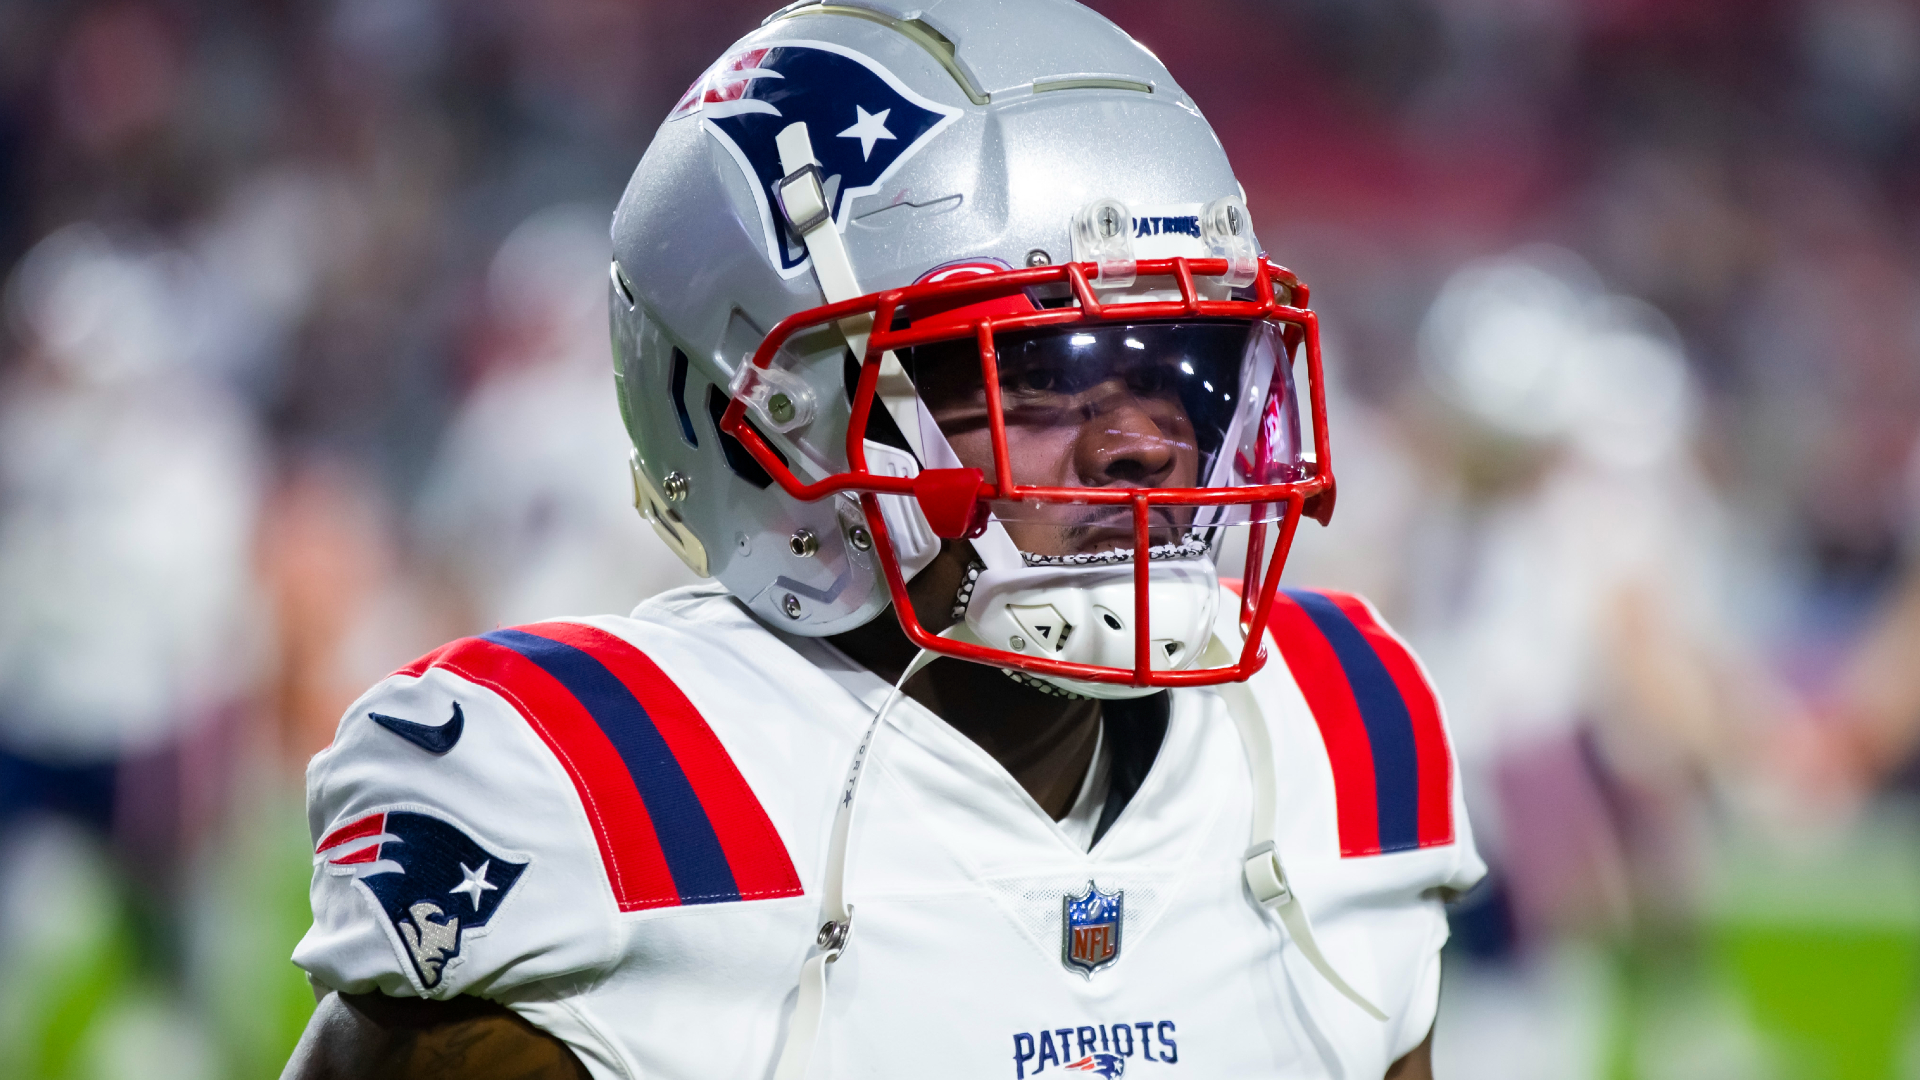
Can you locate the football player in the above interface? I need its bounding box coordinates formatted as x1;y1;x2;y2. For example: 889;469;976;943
283;2;1483;1078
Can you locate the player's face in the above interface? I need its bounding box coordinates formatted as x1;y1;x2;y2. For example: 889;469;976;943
912;322;1253;557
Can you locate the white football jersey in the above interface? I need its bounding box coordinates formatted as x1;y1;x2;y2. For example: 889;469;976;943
295;584;1483;1079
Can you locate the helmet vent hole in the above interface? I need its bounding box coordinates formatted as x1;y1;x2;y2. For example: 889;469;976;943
1102;613;1124;631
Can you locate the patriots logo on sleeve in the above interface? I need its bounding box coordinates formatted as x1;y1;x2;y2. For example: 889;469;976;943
673;40;962;277
316;810;528;990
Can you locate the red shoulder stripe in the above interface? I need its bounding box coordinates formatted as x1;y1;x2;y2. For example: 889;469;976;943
1323;594;1454;848
424;635;684;910
523;621;804;901
1266;592;1384;856
395;642;458;679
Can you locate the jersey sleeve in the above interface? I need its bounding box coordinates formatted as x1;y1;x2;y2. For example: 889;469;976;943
294;630;629;1001
1243;587;1486;1069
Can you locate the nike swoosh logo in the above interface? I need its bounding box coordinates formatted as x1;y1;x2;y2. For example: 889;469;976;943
370;703;464;754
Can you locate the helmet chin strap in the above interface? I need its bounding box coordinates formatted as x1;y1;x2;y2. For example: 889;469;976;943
772;632;951;1080
773;122;924;463
774;119;949;583
1201;633;1387;1022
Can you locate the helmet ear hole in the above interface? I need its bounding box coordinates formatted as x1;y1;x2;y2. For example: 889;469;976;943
670;348;699;448
705;384;786;489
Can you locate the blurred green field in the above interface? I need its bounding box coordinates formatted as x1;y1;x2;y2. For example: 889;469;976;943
0;780;315;1080
1592;810;1920;1080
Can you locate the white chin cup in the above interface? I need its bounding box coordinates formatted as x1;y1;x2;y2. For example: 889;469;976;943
961;555;1220;701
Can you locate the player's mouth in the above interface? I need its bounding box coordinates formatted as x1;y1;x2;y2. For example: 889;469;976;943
1023;504;1193;558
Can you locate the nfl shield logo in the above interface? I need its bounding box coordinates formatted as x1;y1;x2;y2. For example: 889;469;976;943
1061;880;1123;977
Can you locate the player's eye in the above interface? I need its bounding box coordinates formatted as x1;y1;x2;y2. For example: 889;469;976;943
1002;358;1083;397
1125;363;1180;400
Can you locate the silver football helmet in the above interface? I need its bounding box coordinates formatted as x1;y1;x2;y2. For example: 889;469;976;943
610;0;1333;695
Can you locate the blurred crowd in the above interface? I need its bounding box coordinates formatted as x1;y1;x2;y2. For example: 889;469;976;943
0;1;1916;1077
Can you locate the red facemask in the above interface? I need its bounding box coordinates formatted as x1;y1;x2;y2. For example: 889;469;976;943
719;255;1334;689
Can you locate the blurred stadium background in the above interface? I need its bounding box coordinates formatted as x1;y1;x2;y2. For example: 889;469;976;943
1;0;1918;1077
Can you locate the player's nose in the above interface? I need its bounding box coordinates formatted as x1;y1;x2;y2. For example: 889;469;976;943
1074;386;1179;486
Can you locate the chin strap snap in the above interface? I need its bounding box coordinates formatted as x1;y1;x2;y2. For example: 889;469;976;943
773;122;924;461
1210;636;1387;1022
1239;837;1384;1021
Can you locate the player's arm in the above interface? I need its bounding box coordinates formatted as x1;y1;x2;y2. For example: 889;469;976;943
1384;1028;1434;1079
294;635;646;1080
282;991;588;1080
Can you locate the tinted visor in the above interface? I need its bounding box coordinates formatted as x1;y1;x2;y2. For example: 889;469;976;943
905;319;1303;556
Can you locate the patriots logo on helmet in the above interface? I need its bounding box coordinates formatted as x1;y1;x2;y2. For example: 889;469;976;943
675;40;961;277
1065;1053;1127;1077
316;810;528;990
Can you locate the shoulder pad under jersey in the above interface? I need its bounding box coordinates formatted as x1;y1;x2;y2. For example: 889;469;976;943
294;616;804;1000
1236;586;1485;890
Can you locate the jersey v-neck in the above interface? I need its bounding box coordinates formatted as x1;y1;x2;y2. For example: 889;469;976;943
786;633;1171;852
1054;719;1108;850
